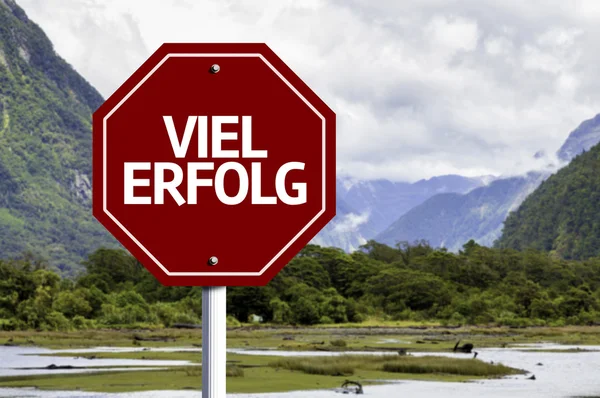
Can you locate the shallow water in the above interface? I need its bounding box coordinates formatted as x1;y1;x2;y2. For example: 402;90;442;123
0;344;599;397
0;346;193;377
507;343;600;351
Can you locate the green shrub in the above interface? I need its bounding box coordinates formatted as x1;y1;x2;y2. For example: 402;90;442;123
72;315;95;330
43;311;71;331
226;315;241;327
448;312;466;326
0;318;16;331
330;339;347;347
226;366;244;377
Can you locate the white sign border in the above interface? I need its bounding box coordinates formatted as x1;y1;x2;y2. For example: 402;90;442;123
103;53;327;277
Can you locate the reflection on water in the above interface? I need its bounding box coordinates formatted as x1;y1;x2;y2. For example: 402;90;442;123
0;344;599;397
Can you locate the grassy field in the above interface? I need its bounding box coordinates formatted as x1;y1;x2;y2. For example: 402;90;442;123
0;325;597;393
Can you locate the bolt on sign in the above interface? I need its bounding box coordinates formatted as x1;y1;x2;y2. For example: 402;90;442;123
92;43;336;287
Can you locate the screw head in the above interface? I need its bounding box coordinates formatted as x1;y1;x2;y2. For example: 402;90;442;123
210;64;220;74
208;256;218;266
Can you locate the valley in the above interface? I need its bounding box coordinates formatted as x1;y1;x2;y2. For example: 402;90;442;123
2;1;600;397
0;326;597;394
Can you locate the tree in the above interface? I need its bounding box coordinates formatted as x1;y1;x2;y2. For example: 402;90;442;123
291;297;321;325
278;257;331;290
52;290;92;318
270;298;292;324
81;248;143;289
227;286;275;322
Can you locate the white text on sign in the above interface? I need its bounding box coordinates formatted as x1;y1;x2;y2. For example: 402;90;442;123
123;116;307;206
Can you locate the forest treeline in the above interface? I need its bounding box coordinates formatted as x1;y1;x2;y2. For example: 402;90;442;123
2;240;600;331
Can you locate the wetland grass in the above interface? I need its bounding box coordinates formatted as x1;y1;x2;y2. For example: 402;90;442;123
182;365;244;378
270;356;357;376
0;352;526;394
382;356;520;376
269;354;523;378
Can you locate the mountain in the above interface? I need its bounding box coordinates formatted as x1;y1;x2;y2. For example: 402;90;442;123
339;175;491;238
0;0;486;264
557;114;600;162
496;142;600;260
314;174;490;251
376;113;600;252
376;172;547;251
0;0;117;273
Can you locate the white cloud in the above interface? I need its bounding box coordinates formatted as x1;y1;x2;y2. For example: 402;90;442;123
484;36;513;56
18;0;600;182
424;15;480;55
333;212;369;234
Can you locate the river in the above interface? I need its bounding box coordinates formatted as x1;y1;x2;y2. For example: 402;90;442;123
0;343;598;397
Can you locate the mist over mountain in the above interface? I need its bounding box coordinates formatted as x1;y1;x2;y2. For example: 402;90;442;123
375;114;600;252
340;175;492;237
310;197;367;252
314;114;600;254
313;174;491;251
376;172;547;251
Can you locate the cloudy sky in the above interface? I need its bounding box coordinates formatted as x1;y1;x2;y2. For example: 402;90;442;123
18;0;600;182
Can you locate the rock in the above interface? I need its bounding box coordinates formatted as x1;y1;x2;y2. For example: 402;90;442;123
46;364;75;370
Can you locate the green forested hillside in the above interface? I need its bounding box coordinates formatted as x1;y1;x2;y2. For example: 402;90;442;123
0;0;117;273
2;242;600;331
497;143;600;260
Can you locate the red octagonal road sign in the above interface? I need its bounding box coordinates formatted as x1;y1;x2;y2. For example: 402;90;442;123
92;43;336;286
